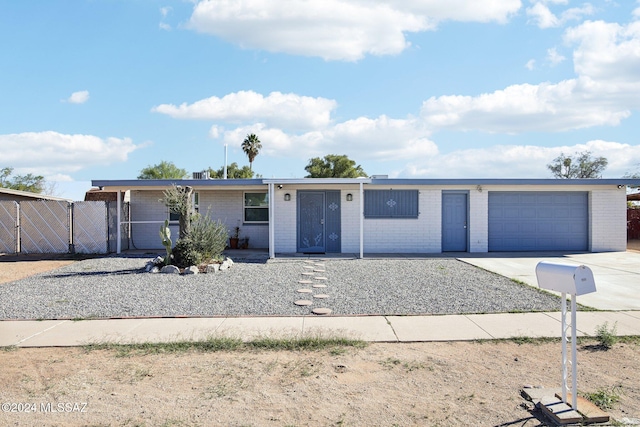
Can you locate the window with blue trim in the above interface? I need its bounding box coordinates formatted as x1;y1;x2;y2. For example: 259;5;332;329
364;190;419;218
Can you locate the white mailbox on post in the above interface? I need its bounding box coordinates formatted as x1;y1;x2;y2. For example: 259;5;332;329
535;261;597;410
535;261;596;295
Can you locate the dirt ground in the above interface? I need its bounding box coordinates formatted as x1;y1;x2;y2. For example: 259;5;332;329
0;250;638;426
0;341;638;426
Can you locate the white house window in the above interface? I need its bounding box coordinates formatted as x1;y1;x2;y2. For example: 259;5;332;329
244;192;269;223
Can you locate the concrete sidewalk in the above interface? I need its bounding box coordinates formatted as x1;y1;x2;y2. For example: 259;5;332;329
2;311;639;347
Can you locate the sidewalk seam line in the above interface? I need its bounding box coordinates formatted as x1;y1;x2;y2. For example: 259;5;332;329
383;316;400;342
14;320;68;346
465;315;495;339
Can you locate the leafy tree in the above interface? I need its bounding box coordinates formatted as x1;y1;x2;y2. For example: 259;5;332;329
208;163;255;179
0;167;45;193
304;154;367;178
241;133;262;172
547;151;608;179
138;161;188;179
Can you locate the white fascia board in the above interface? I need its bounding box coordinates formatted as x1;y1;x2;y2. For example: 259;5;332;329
262;178;372;185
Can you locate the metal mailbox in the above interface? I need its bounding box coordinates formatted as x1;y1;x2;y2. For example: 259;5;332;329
535;261;596;295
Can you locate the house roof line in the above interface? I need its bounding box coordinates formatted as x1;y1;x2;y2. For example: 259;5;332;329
0;187;72;201
92;177;640;190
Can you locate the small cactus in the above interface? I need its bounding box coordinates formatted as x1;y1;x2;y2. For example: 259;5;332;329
160;219;172;265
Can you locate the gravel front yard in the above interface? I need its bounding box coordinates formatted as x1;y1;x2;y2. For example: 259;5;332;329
0;255;562;320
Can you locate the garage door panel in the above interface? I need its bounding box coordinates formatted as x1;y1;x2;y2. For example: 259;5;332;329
488;191;588;251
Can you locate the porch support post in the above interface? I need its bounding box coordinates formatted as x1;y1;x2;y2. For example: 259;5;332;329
359;181;364;259
268;182;275;259
116;189;122;254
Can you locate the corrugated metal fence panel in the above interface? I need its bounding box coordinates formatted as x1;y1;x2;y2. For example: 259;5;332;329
20;200;70;254
73;201;108;254
0;201;18;254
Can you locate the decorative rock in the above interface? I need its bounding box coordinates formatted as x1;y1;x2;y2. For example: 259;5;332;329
206;264;220;273
152;256;164;265
144;262;155;272
312;284;327;288
314;263;325;267
301;272;314;276
314;276;328;280
149;266;160;273
298;280;313;284
184;266;199;275
294;300;312;306
313;269;326;273
313;294;329;299
312;308;332;315
303;266;315;270
225;257;234;266
297;289;312;293
160;265;180;274
219;261;231;271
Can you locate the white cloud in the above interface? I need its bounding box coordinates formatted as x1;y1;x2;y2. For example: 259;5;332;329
153;90;337;129
211;115;437;162
419;20;640;134
525;59;536;70
420;78;631;133
66;90;89;104
527;3;559;28
187;0;520;61
527;1;594;29
564;20;640;85
160;6;172;30
546;47;566;65
400;140;640;178
0;131;141;176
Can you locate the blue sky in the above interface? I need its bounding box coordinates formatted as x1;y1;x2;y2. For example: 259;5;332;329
2;0;640;200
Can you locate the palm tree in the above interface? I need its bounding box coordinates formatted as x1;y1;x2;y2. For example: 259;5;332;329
241;133;262;172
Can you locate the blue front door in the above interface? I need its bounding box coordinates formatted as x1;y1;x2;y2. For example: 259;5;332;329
298;192;326;253
442;192;468;252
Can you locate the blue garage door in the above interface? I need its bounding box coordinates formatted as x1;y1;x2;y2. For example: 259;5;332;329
488;192;588;251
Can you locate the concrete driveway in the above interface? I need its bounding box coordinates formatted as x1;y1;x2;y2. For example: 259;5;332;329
459;251;640;310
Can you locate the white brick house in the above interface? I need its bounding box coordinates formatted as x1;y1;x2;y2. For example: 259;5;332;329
91;177;639;257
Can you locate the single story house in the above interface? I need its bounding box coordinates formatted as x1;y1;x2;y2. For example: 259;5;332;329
91;177;640;258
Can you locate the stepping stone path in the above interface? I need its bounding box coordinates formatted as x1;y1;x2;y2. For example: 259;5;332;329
292;258;332;315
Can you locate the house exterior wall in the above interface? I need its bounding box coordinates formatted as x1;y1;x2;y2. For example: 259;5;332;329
125;182;629;254
129;189;268;250
363;188;441;253
589;188;627;251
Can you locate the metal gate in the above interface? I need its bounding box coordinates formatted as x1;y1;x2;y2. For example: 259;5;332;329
19;200;71;254
73;201;108;254
0;201;18;254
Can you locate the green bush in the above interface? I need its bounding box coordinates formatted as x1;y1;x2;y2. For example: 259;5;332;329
172;238;202;268
189;214;229;261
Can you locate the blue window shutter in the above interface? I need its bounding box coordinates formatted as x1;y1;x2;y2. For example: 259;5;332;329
364;190;418;218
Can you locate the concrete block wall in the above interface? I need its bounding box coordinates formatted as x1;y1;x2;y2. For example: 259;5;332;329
590;188;627;251
340;189;362;253
468;190;488;252
363;189;441;253
273;188;297;253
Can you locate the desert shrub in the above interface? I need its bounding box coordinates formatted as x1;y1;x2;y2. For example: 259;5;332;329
172;238;202;268
189;213;229;260
595;321;618;349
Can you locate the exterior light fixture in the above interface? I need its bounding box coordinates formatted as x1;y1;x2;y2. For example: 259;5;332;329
346;193;353;201
476;185;483;193
284;193;291;201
